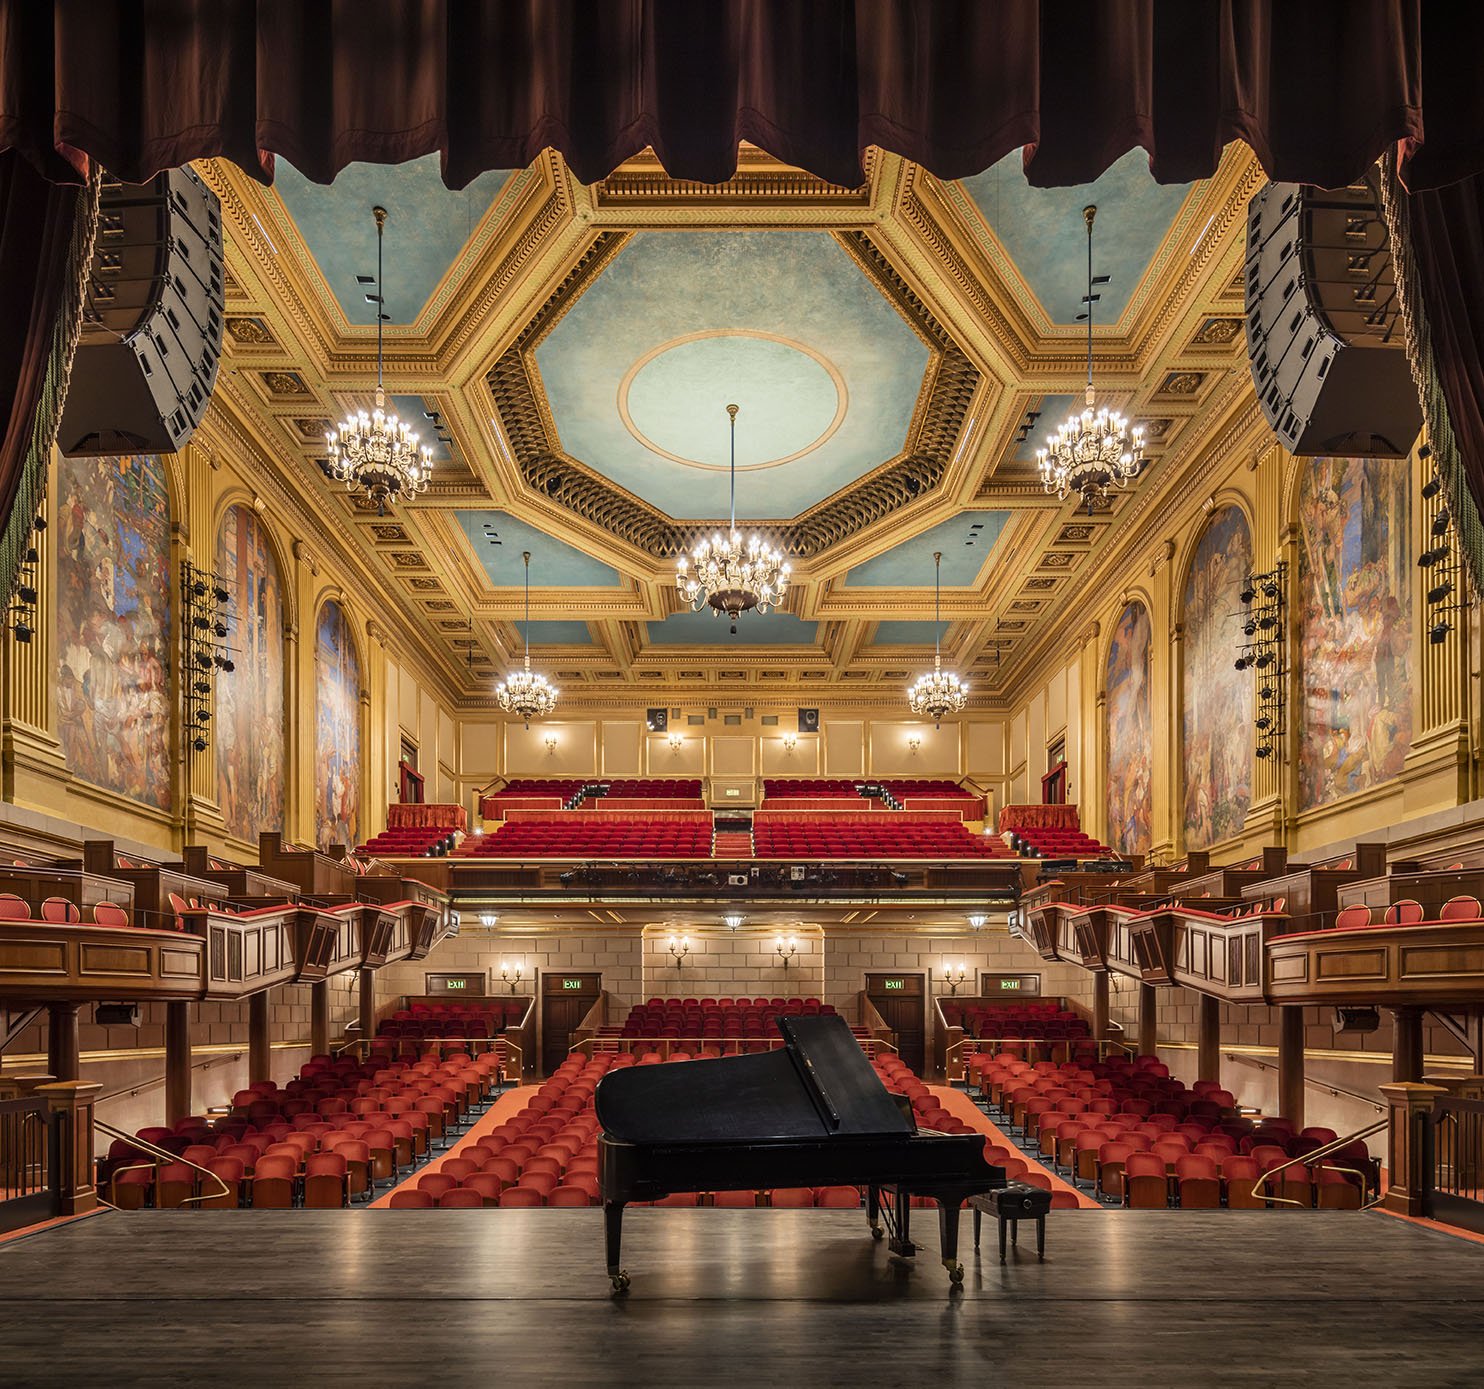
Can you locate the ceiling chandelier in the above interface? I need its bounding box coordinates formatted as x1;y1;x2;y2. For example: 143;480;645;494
1035;204;1145;516
907;551;968;728
676;403;790;635
325;206;432;515
496;551;559;728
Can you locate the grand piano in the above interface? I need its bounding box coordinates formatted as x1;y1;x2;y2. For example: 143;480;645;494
595;1014;1005;1291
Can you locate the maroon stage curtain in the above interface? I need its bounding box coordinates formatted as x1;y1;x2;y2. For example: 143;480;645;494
0;151;85;600
0;0;1477;192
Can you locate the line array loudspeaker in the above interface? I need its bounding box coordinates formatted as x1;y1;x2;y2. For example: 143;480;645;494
59;166;224;456
1244;177;1420;457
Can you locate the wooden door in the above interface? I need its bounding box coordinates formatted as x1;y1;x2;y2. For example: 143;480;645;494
864;972;926;1075
540;971;602;1075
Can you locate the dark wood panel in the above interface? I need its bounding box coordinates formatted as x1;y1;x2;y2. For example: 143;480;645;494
1265;919;1484;1007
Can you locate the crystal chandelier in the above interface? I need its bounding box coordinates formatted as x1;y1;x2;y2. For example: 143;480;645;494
496;550;558;728
907;551;968;728
676;403;791;634
325;206;432;515
1036;204;1145;516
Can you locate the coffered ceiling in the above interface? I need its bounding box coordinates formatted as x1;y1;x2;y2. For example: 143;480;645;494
195;139;1264;712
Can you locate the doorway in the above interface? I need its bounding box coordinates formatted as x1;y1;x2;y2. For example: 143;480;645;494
541;971;602;1075
864;971;926;1075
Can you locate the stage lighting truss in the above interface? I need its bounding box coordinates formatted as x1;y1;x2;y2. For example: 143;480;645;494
181;559;236;756
1233;561;1286;760
1417;460;1472;646
7;507;45;644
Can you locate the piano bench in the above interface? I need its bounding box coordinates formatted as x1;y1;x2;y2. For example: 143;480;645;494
971;1182;1053;1263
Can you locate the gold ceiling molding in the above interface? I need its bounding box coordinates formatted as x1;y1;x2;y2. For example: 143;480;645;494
485;225;980;562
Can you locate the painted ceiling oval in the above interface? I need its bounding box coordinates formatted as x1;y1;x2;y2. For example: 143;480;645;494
533;231;931;520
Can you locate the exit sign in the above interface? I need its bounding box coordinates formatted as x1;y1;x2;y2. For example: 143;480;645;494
882;978;906;991
445;978;467;990
562;978;585;990
999;978;1022;990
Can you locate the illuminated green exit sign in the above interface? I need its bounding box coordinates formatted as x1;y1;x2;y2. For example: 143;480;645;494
445;979;466;989
999;978;1022;990
882;978;906;991
562;978;585;990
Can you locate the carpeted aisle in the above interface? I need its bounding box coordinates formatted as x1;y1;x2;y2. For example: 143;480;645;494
931;1084;1101;1209
370;1084;536;1207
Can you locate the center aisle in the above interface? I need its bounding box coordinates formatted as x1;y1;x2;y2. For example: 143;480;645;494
370;1084;537;1207
930;1084;1101;1209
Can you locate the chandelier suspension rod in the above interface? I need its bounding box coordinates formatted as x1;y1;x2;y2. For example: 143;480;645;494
1084;203;1096;401
727;402;738;533
933;551;942;668
522;550;532;669
374;205;387;398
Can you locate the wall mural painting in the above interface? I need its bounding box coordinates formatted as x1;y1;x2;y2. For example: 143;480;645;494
215;505;285;841
314;599;361;851
1105;600;1153;856
56;453;174;810
1296;456;1413;809
1181;506;1253;849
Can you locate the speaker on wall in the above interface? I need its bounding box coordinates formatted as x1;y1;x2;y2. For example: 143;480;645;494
797;707;820;733
1244;176;1420;457
59;166;224;456
645;708;668;732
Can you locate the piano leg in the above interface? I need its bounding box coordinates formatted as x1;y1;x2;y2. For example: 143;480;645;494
887;1186;916;1260
937;1198;965;1286
867;1185;883;1240
604;1202;630;1293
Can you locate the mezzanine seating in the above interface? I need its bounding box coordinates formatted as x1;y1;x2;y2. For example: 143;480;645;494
940;1000;1090;1044
1004;819;1115;859
753;815;1011;859
376;998;526;1046
356;824;462;858
1276;894;1483;937
0;892;136;928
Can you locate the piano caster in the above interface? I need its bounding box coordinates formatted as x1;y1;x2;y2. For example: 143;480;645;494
945;1261;965;1287
870;1223;884;1241
610;1271;631;1294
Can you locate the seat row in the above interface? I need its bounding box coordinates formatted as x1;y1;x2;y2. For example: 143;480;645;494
355;826;462;858
1304;895;1483;935
0;892;134;928
752;819;1012;859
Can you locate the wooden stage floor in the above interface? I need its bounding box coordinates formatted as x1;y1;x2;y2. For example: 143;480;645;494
1;1209;1481;1387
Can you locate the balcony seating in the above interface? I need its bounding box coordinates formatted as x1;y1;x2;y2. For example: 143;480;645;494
456;811;712;859
762;779;863;802
1276;895;1484;938
753;815;1012;859
355;825;461;858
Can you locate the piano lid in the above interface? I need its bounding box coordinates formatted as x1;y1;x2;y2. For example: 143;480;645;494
593;1013;913;1146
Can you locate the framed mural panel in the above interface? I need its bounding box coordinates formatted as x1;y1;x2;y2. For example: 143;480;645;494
1105;599;1152;855
55;453;173;810
1296;456;1413;809
1181;506;1253;849
315;599;361;851
216;504;285;840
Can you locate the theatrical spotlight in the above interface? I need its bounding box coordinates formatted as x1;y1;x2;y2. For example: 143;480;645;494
1239;582;1256;604
1432;510;1451;536
1422;476;1443;500
1233;653;1253;671
1255;745;1273;759
1419;545;1450;568
1430;619;1452;645
1428;579;1454;605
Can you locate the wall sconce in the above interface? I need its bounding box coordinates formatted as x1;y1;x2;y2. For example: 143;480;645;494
499;960;523;993
668;933;690;968
775;934;798;968
723;913;744;932
668;732;683;752
967;913;987;932
544;734;558;755
907;735;922;755
480;912;500;931
943;962;968;994
782;733;797;753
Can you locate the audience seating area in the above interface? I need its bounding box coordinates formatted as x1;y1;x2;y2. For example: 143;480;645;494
376;998;526;1046
1282;895;1484;937
1004;818;1115;859
389;1047;984;1210
942;1000;1091;1044
456;812;712;858
753;815;1012;859
606;996;838;1045
970;1051;1374;1210
0;892;136;928
355;823;462;858
101;1046;502;1210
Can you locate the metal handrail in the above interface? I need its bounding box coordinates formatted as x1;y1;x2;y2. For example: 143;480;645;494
1224;1050;1386;1114
334;1034;521;1076
95;1050;244;1106
1249;1116;1388;1209
946;1035;1133;1065
93;1117;229;1208
572;1034;900;1060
